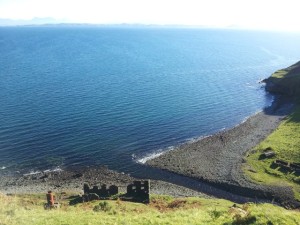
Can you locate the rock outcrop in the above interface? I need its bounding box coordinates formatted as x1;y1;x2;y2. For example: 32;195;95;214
263;61;300;97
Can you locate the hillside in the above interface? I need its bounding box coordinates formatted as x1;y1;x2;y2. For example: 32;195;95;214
245;62;300;201
264;61;300;97
0;193;299;225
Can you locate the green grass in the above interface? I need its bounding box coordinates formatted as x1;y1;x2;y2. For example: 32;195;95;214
245;62;300;200
252;106;300;161
245;106;300;200
0;193;299;225
266;61;300;96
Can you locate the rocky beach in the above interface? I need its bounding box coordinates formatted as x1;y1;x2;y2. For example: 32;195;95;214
1;95;298;208
0;165;210;198
146;96;300;208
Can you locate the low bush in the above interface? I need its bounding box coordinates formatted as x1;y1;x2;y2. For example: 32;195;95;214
93;201;112;212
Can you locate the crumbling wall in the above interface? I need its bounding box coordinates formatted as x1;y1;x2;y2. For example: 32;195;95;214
83;183;118;201
126;180;150;203
82;180;150;203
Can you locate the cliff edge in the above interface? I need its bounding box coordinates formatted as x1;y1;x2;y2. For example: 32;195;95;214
264;61;300;97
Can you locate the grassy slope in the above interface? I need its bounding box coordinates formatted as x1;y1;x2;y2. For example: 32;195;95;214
244;62;300;200
266;61;300;96
1;193;299;225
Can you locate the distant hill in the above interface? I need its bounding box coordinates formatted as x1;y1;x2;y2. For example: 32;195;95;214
0;17;67;26
0;19;215;29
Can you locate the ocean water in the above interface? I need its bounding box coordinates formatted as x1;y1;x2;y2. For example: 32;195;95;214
1;26;300;176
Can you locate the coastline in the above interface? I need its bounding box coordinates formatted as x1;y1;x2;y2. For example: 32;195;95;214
146;95;299;207
146;95;294;184
1;95;299;207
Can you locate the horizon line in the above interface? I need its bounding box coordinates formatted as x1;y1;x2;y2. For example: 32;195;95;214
0;18;300;33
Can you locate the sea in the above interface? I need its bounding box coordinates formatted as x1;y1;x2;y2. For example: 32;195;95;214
1;26;300;177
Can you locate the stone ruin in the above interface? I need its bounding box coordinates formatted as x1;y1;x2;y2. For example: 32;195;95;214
82;180;150;204
124;180;150;204
272;159;300;173
83;184;118;201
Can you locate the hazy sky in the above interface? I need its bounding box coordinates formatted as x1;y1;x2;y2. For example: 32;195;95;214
0;0;300;31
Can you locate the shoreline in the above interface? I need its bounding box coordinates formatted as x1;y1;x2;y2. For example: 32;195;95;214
136;96;278;166
0;165;210;199
146;95;294;184
0;96;298;207
146;95;300;207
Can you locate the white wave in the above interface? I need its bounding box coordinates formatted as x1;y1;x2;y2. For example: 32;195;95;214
23;167;63;176
135;146;175;164
136;152;164;164
23;170;42;176
52;167;63;172
135;133;225;164
135;107;268;165
1;166;6;170
44;167;62;173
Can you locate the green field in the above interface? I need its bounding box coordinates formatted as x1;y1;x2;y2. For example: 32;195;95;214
1;193;299;225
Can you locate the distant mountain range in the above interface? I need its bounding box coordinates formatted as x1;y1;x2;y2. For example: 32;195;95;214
0;17;68;26
0;18;224;29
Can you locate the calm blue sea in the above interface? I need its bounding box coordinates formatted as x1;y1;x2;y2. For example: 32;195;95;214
1;26;300;176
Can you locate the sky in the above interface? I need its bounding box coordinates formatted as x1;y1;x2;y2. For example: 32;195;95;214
0;0;300;31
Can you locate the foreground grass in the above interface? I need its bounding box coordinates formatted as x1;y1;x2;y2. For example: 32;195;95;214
0;193;299;225
245;61;300;200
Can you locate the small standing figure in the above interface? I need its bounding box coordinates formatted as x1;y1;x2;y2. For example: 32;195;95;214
45;190;59;209
46;191;55;207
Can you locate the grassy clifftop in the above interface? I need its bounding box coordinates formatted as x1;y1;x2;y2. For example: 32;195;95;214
264;61;300;97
